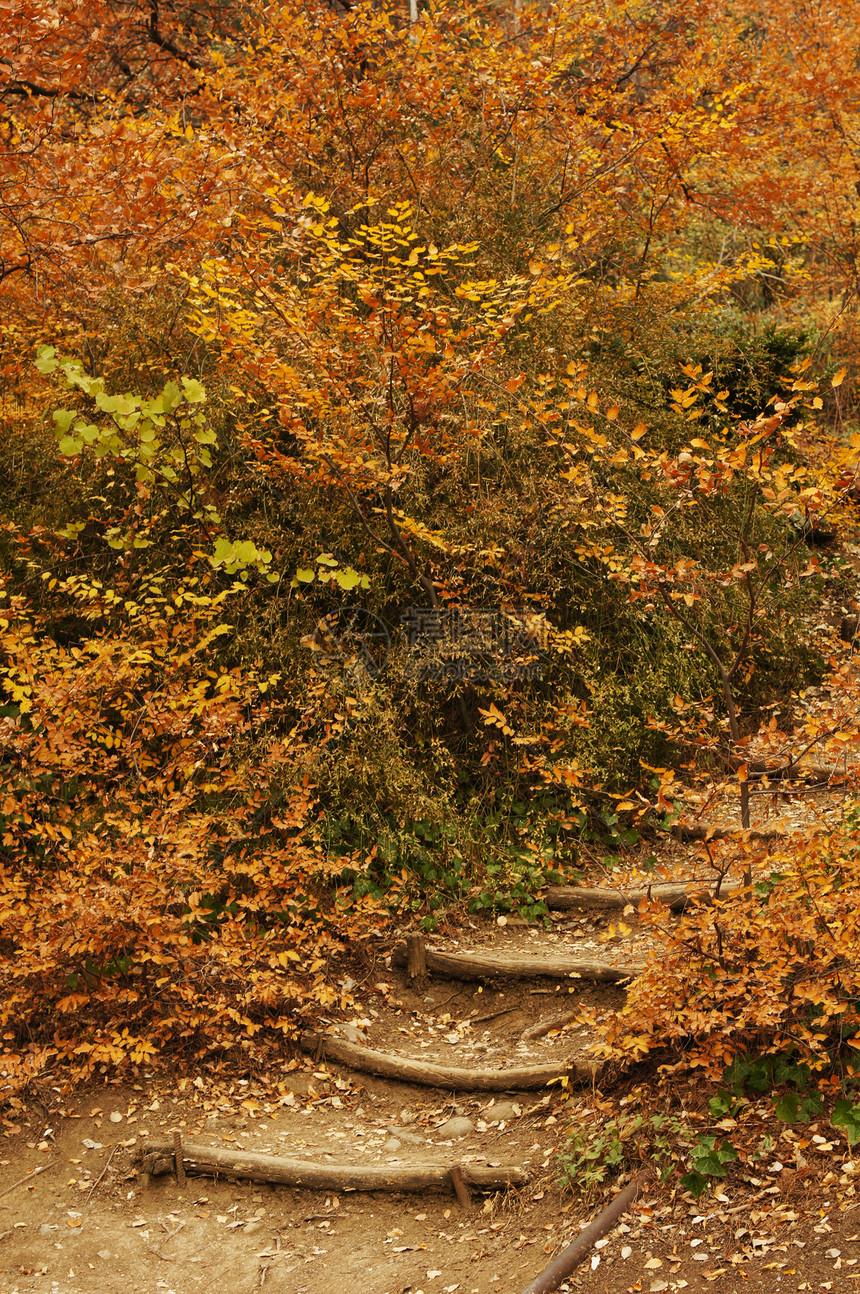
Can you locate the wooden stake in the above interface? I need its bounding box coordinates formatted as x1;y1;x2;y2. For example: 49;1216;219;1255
173;1130;186;1190
449;1164;472;1210
406;933;427;983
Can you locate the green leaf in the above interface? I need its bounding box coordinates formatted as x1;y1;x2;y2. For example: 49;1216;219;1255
680;1170;709;1198
95;391;131;415
692;1152;728;1178
58;436;82;456
832;1099;860;1146
53;409;76;435
708;1091;739;1118
293;568;316;584
193;427;217;445
181;376;206;403
798;1093;823;1123
67;369;104;399
236;540;271;565
157;381;183;413
333;568;364;590
316;553;339;567
774;1057;811;1089
35;345;58;374
742;1057;773;1093
774;1092;799;1123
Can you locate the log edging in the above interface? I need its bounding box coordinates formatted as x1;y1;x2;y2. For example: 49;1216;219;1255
391;943;642;982
136;1138;529;1192
300;1030;601;1090
546;880;742;912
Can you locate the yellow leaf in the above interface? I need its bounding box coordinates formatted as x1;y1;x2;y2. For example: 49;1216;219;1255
606;404;619;421
631;424;647;441
832;366;847;388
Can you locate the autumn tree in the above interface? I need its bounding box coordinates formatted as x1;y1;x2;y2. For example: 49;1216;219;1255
3;0;860;1102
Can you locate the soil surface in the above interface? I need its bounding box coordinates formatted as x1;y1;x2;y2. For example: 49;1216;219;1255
4;625;860;1292
1;1068;858;1294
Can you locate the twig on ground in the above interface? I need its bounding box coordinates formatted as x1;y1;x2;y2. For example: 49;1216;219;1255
0;1163;52;1200
85;1144;119;1205
522;1012;580;1042
466;1006;519;1025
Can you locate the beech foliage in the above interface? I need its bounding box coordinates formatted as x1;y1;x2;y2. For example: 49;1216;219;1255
2;0;860;1103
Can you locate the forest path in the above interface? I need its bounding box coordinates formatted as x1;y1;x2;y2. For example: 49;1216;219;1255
4;646;860;1293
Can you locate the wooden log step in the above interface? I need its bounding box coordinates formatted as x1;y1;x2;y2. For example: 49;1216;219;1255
137;1138;528;1192
546;880;742;912
391;943;642;983
300;1031;601;1090
720;755;853;783
671;824;783;843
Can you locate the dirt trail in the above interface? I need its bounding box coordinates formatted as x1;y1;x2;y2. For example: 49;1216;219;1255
3;911;859;1294
3;972;859;1294
5;655;860;1291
